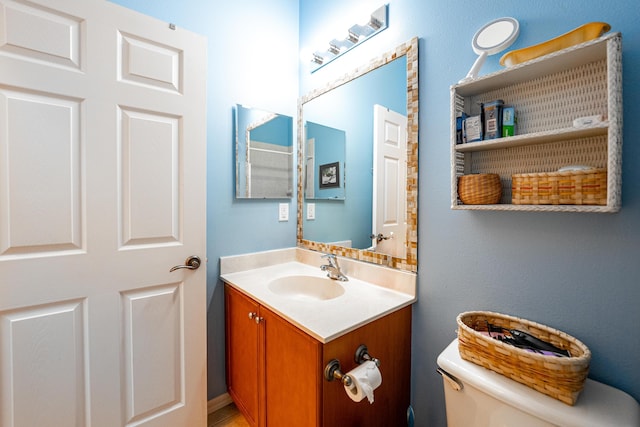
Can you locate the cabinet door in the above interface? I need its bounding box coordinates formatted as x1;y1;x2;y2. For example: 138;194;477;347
323;306;412;427
225;285;260;426
263;307;322;427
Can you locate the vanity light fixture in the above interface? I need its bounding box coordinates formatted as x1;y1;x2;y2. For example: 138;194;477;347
310;4;388;73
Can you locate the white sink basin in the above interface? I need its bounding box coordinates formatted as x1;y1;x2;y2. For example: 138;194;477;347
268;275;345;301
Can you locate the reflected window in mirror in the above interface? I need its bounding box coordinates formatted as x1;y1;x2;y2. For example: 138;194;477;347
297;38;419;272
235;104;293;199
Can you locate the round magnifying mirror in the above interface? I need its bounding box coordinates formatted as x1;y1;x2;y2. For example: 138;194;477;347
460;17;519;83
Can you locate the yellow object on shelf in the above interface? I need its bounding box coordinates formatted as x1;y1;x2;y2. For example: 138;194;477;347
499;22;611;67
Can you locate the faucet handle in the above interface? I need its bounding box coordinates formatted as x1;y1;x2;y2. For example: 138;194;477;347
321;253;339;268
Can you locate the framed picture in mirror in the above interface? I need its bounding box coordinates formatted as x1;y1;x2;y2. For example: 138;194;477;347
319;162;340;188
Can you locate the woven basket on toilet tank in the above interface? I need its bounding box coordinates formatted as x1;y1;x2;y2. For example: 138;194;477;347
456;311;591;405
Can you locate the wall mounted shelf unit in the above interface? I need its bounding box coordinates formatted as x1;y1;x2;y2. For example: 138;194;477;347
451;32;622;212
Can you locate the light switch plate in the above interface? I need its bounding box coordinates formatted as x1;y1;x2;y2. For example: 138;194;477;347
278;203;289;221
307;203;315;220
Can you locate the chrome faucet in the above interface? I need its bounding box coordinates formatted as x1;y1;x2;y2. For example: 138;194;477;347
320;254;348;281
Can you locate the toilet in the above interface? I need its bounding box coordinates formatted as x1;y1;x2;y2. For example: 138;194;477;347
437;339;640;426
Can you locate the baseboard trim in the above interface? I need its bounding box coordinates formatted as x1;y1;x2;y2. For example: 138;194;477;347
208;392;233;414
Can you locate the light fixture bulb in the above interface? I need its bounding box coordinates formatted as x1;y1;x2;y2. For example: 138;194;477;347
369;16;383;30
312;53;324;65
308;4;388;72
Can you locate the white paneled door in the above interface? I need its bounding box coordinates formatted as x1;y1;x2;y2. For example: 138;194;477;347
0;1;207;426
372;104;407;258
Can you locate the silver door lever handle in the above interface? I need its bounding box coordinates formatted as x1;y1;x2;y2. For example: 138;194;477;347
170;255;201;272
370;233;392;243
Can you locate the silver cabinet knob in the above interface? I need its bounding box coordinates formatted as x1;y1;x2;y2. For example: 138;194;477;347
248;312;263;324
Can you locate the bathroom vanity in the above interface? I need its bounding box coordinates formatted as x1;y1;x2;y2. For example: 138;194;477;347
221;248;416;427
224;37;420;426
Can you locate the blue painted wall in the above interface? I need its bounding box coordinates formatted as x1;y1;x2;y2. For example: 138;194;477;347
249;115;292;148
111;1;640;425
300;1;640;425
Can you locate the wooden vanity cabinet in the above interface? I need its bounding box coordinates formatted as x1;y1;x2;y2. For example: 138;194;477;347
225;284;261;425
225;283;412;427
322;306;412;427
262;303;323;426
225;284;322;427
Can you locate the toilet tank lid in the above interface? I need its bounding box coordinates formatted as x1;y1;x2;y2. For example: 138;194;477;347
437;339;640;427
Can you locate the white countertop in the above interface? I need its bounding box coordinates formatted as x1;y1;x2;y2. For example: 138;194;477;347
220;248;416;343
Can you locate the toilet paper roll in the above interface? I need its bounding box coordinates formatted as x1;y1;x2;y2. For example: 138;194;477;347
344;360;382;404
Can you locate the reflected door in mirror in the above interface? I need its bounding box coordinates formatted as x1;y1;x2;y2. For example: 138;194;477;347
372;105;407;258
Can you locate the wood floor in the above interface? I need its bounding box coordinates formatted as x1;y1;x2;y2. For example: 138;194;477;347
208;402;249;427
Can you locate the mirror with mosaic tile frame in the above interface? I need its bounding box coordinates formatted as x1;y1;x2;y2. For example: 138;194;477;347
297;38;419;272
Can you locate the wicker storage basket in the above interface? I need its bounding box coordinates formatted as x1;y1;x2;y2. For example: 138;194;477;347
458;173;502;204
457;311;591;405
512;169;607;205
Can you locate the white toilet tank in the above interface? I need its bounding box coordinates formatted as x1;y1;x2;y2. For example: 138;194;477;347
437;339;640;427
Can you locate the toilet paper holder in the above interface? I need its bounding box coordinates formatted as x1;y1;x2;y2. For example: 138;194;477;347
355;344;380;367
324;359;353;386
324;344;380;385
